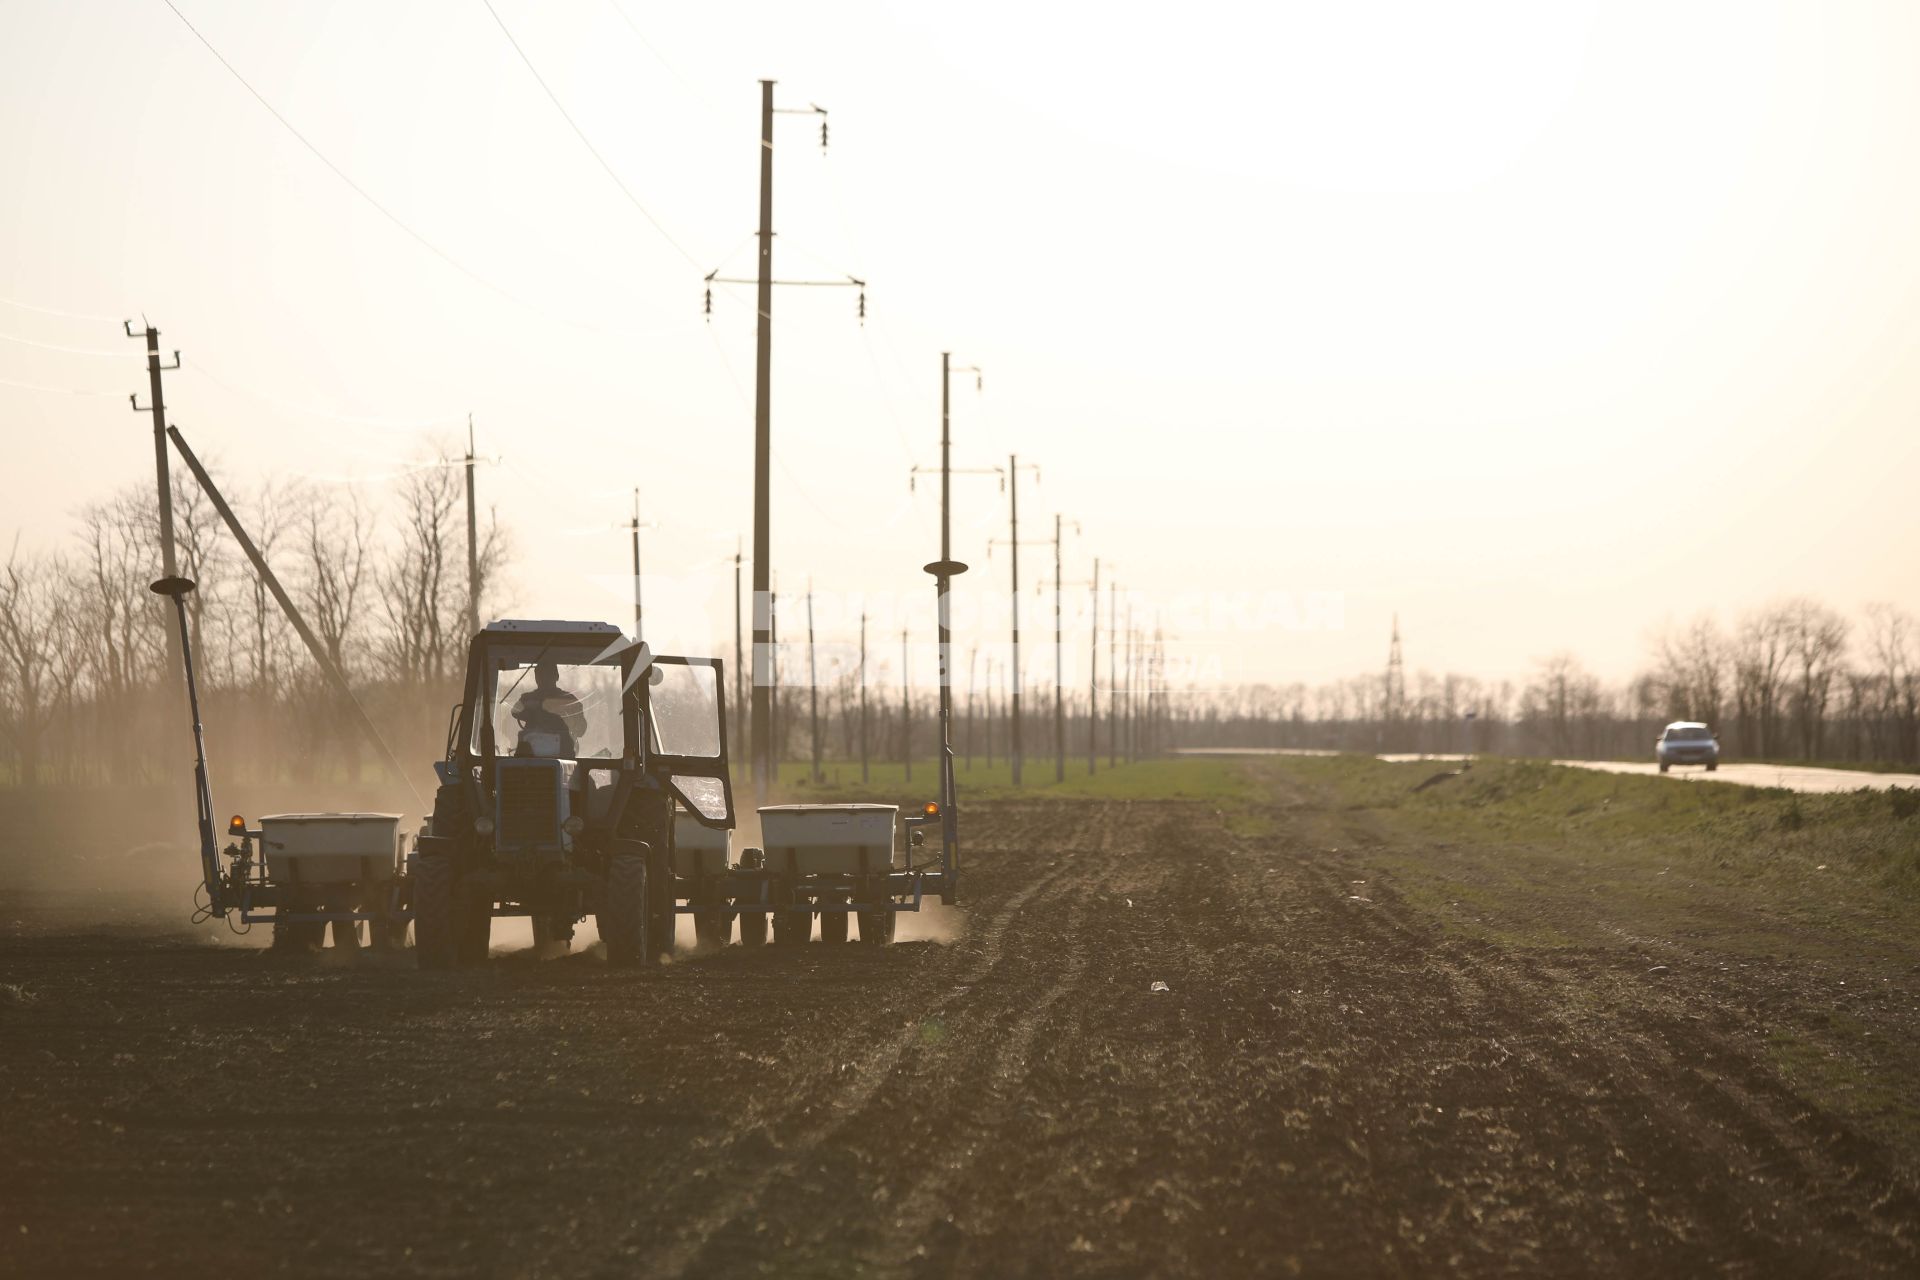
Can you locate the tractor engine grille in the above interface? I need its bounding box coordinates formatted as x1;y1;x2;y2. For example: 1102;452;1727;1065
497;761;563;849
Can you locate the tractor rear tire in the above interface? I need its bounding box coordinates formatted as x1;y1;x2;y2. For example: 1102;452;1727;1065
601;853;650;968
455;885;492;966
818;898;849;945
413;856;456;970
772;881;809;946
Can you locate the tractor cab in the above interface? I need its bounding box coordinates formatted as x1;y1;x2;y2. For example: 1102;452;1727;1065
414;620;731;968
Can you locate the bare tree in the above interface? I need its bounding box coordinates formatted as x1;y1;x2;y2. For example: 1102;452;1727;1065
1734;606;1792;757
0;542;86;785
1783;598;1849;759
169;462;229;671
299;489;374;677
377;466;461;685
1863;603;1918;763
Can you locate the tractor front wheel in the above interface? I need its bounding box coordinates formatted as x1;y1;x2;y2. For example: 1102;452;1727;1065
601;851;650;968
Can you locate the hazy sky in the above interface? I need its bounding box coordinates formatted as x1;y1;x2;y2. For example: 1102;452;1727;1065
3;0;1917;691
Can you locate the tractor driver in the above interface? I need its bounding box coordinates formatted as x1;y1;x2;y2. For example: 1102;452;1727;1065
512;660;589;757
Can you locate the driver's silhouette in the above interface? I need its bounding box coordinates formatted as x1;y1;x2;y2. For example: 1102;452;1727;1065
512;661;587;757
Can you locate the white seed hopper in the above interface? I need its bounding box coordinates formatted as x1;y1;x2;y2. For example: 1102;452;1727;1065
757;804;900;877
672;812;731;876
259;813;403;886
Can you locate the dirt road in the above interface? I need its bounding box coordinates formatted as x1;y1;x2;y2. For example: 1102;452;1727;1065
3;785;1915;1277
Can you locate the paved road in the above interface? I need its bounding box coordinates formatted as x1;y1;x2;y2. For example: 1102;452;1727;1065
1548;758;1920;793
1177;748;1920;794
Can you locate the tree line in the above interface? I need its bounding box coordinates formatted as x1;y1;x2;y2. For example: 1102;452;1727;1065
1167;599;1920;766
3;465;1909;787
0;462;503;789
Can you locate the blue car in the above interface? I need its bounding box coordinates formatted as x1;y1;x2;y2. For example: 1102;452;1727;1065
1656;721;1719;773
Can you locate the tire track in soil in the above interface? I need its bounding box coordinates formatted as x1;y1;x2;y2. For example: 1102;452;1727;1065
845;810;1129;1276
1264;806;1918;1273
1330;813;1920;1268
766;801;1227;1278
618;806;1105;1279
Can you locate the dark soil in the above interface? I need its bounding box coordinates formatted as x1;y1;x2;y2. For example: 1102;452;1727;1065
2;790;1914;1277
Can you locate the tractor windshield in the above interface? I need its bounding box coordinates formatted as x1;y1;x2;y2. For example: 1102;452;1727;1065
482;647;628;761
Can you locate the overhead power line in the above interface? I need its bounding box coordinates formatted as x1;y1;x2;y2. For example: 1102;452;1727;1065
0;297;124;324
160;0;536;305
0;330;136;359
158;0;667;336
0;375;125;398
482;0;702;269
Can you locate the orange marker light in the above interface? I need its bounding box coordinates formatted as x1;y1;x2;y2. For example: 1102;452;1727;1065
923;802;940;818
228;815;246;834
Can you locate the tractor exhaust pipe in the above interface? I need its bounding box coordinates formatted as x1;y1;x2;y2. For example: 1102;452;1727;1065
150;575;224;912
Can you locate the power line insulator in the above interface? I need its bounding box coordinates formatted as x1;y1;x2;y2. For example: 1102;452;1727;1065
703;287;712;321
856;289;865;324
820;120;829;152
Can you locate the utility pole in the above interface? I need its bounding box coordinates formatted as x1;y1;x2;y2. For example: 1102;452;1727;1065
127;321;183;687
984;655;994;769
1108;582;1120;768
859;611;870;784
749;78;776;804
1125;606;1138;763
722;82;850;807
806;582;821;783
965;645;977;771
984;456;1041;784
1088;558;1100;775
628;487;644;644
901;627;911;784
733;541;745;766
465;416;480;638
907;353;981;867
1009;454;1022;785
1047;514;1082;783
770;581;780;788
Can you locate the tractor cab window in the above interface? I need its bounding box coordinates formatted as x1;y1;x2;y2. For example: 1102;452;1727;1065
483;650;627;761
646;660;722;758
